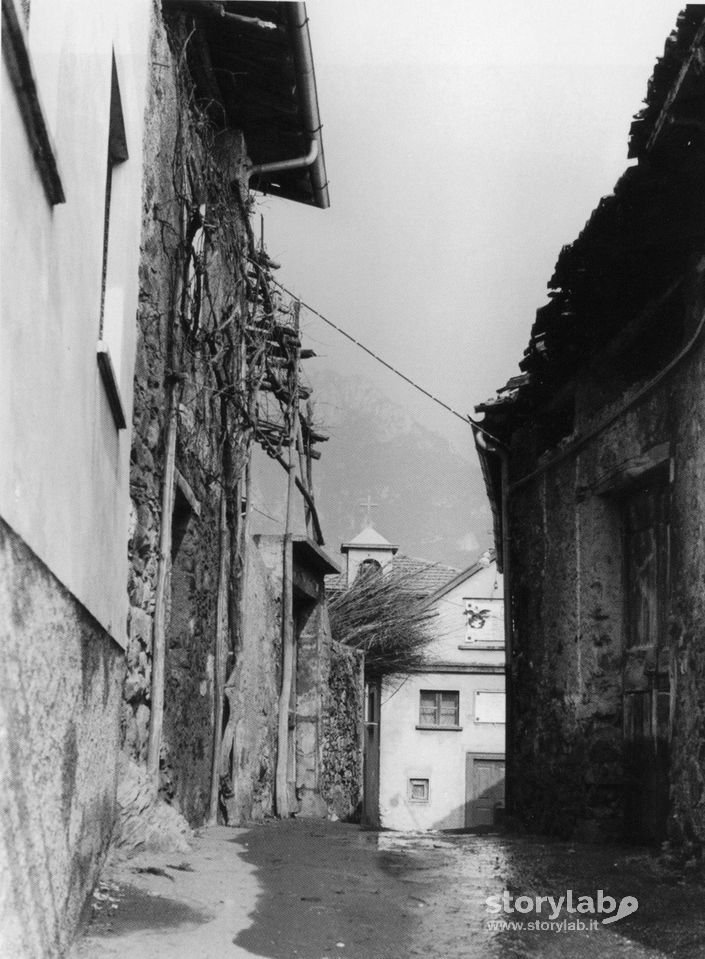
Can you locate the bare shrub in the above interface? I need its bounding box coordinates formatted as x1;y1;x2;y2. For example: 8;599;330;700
328;567;439;680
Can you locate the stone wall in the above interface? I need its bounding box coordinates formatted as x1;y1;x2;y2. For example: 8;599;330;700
321;640;365;820
121;11;364;831
295;599;329;817
0;521;123;958
123;12;250;825
224;536;364;823
668;261;705;850
509;460;625;839
506;259;705;844
222;536;282;821
161;504;219;824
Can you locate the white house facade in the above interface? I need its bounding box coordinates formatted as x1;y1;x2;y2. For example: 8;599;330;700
378;554;506;831
1;1;150;953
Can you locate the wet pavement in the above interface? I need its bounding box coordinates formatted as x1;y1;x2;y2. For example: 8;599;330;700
72;820;705;959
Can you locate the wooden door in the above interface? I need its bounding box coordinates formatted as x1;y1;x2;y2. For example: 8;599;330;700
465;754;505;827
622;481;670;842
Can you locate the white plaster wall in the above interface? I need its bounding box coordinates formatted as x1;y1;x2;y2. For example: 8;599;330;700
379;670;505;830
0;0;153;643
378;561;505;830
428;563;504;663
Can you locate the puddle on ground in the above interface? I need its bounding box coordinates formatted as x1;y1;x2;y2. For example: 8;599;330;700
376;831;457;851
88;883;214;936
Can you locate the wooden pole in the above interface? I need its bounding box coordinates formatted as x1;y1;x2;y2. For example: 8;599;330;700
235;318;258;675
275;301;300;817
305;399;315;521
146;384;178;789
209;486;229;822
220;307;258;818
275;526;294;817
296;415;311;537
146;179;187;791
238;455;252;639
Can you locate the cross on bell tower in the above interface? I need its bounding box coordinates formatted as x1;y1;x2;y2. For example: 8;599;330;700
358;495;379;527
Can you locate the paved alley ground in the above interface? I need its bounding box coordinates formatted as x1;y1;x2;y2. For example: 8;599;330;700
71;821;705;959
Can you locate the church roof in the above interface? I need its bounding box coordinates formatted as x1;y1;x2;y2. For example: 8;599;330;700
392;554;459;595
423;549;498;605
325;552;458;596
340;525;399;553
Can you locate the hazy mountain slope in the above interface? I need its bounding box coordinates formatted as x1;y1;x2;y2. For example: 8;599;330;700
304;371;493;570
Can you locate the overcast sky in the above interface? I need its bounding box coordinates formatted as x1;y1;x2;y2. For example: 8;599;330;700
256;1;685;460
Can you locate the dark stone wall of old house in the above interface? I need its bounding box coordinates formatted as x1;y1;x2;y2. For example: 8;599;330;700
0;521;123;959
507;259;705;844
123;13;250;826
122;13;364;829
321;639;365;820
509;460;625;839
161;507;219;824
223;536;282;821
668;259;705;850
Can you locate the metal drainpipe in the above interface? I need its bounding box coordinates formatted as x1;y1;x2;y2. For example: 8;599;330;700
247;3;329;209
476;431;514;818
248;139;319;180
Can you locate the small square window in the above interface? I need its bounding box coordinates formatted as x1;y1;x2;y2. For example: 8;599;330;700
409;778;429;802
419;690;459;726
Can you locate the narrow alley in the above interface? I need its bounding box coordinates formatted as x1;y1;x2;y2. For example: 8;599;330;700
73;821;705;959
3;3;705;959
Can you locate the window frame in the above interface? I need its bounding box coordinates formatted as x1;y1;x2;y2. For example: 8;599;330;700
2;0;65;205
416;689;461;730
408;778;430;802
96;52;129;430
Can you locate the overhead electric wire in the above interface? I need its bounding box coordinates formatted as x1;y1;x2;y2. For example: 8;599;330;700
269;277;482;430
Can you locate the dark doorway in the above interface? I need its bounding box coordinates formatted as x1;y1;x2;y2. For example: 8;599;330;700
622;480;670;842
362;680;381;827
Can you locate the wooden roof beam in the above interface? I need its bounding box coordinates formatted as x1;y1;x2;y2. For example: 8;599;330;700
643;18;705;155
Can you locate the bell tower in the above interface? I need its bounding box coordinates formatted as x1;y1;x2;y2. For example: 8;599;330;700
340;524;398;586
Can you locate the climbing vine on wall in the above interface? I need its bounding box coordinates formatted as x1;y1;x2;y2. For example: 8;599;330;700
139;15;327;807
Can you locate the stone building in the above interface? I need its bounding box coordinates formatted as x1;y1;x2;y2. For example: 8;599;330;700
474;7;705;846
122;0;362;831
1;0;151;954
1;2;362;955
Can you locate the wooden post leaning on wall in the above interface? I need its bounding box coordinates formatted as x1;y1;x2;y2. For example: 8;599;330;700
219;278;264;820
275;530;295;817
275;300;301;817
209;485;229;823
146;377;179;790
297;416;311;538
146;186;187;791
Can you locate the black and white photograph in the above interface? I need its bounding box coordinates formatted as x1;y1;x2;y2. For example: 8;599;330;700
1;1;704;956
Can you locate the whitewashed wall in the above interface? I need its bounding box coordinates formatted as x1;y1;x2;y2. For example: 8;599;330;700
1;0;152;642
378;560;505;830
